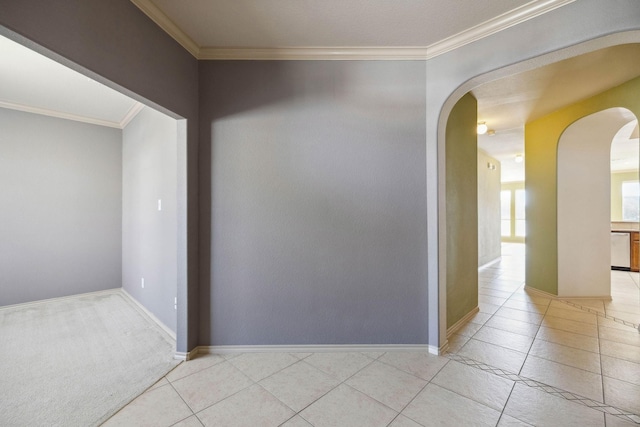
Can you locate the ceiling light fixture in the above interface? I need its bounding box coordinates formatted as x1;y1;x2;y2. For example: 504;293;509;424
487;129;496;136
477;122;488;135
515;154;524;163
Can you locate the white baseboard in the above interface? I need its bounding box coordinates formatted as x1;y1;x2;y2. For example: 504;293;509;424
195;344;432;356
525;285;612;301
558;294;613;301
174;348;199;361
479;257;501;270
120;288;177;341
447;306;480;338
431;341;449;356
524;286;559;299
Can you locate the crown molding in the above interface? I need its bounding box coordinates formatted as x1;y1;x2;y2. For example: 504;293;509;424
131;0;575;60
198;46;428;60
130;0;200;57
0;100;124;129
119;102;145;128
425;0;577;59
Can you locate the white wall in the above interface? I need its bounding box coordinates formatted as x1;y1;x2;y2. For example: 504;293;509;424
122;106;178;333
557;108;634;297
0;108;122;306
478;149;502;266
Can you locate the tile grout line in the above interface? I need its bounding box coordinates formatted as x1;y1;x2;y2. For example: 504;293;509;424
178;360;261;419
383;357;452;427
477;250;638;419
463;281;545;377
555;298;639;330
249;355;345;423
597;315;607;422
445;353;640;425
274;353;387;425
494;382;518;427
167;381;198;425
472;255;639;424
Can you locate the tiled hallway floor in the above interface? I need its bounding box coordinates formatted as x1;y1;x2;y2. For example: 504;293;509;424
104;244;640;426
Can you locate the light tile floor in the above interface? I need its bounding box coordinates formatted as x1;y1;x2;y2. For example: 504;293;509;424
104;244;640;426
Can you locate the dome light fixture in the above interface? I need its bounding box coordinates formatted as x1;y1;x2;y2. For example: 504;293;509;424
515;154;524;163
477;122;488;135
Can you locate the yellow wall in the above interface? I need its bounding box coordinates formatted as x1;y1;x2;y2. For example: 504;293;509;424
446;93;478;328
525;76;640;295
611;171;639;221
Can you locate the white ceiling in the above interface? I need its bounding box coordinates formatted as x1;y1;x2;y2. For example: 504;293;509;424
147;0;531;48
0;35;141;128
474;43;640;182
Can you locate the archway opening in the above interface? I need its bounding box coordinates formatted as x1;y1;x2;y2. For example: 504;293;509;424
557;108;638;298
440;37;640;349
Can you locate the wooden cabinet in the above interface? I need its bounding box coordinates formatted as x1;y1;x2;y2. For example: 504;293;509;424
632;232;639;272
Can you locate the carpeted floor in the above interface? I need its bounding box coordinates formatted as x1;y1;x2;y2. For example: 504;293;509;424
0;289;180;426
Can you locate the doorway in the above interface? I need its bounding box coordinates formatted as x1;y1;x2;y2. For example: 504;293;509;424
0;34;186;344
444;41;640;347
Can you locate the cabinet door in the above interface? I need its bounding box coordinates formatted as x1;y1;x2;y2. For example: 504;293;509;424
632;232;639;272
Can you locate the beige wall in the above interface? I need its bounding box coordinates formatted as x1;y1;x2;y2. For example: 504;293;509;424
478;149;502;266
446;93;478;329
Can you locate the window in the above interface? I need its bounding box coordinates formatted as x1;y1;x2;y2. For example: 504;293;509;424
622;181;640;221
501;184;525;242
501;190;511;237
515;189;526;237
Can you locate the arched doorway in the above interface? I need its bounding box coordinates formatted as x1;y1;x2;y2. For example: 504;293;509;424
557;108;639;298
437;32;640;351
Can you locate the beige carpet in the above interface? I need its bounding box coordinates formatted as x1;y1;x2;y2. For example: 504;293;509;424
0;290;180;426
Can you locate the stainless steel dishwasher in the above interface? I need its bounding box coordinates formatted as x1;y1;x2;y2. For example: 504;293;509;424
611;232;631;270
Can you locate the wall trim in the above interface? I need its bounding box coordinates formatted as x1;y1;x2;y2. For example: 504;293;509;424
194;344;432;355
131;0;576;60
120;289;177;341
174;348;199;361
0;100;123;128
198;47;428;61
524;285;558;299
119;102;145;128
446;306;480;338
431;341;449;356
559;294;613;301
525;285;613;301
426;0;577;59
479;257;501;270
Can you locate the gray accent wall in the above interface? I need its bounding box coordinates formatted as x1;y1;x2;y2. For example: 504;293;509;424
199;61;428;345
123;107;178;333
0;108;122;306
